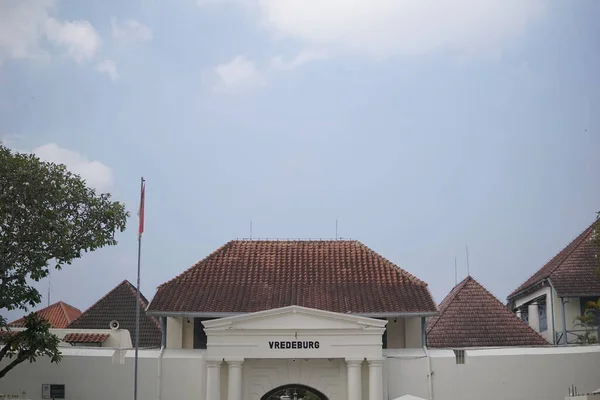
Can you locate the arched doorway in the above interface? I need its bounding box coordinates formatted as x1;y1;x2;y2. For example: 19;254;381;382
261;384;329;400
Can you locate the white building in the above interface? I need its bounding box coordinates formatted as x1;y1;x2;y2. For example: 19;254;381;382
507;219;600;345
2;239;600;400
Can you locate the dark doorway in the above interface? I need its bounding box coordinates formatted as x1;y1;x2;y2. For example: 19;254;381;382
261;384;328;400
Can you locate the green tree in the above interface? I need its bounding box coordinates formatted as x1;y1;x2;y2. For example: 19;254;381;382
0;144;128;379
574;298;600;345
574;212;600;344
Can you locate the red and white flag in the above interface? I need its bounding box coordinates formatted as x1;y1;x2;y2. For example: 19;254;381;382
138;179;145;237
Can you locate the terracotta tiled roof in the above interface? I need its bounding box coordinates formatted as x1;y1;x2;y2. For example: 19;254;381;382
63;333;109;344
508;218;600;300
427;276;548;348
9;301;82;329
67;280;161;348
147;240;437;314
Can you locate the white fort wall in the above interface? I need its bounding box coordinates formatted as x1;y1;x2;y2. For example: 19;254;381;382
2;346;599;400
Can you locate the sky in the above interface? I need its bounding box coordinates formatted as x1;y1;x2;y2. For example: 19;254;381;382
1;0;599;323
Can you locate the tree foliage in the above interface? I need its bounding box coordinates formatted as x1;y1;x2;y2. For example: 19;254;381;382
0;313;61;379
574;298;600;345
0;144;129;378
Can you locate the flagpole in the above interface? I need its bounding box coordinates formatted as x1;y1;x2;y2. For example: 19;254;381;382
134;177;145;400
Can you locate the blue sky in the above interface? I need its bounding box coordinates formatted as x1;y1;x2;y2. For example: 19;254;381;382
1;0;599;322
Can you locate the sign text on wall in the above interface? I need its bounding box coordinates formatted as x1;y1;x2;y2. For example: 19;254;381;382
268;341;320;349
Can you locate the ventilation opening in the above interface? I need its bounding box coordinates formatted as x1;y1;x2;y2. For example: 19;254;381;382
454;349;466;364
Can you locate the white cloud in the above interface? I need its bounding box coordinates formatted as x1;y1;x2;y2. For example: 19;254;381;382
31;143;114;192
96;59;119;81
44;18;101;63
204;0;546;59
213;55;265;92
0;0;101;64
111;17;152;43
271;50;328;70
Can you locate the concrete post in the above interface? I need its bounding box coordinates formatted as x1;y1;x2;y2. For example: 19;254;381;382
346;358;363;400
528;303;540;332
226;359;244;400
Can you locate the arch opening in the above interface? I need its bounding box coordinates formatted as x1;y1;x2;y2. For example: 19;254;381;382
261;384;329;400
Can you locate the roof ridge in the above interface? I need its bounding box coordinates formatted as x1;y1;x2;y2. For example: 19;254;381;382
153;241;234;292
58;301;69;324
469;277;549;341
508;218;599;299
426;276;472;333
67;280;133;328
355;241;428;287
123;280;162;331
428;276;547;347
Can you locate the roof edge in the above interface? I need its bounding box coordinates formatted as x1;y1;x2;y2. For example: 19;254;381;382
146;311;439;318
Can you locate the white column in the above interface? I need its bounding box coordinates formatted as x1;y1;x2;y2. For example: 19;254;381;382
346;358;363;400
528;303;540;332
226;359;244;400
206;359;222;400
368;358;384;400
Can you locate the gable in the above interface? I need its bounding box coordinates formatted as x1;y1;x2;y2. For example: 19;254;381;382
68;280;162;348
428;277;548;348
203;306;387;359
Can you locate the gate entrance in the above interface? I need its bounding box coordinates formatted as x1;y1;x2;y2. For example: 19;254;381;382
261;384;328;400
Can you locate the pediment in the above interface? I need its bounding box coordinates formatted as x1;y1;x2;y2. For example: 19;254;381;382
202;306;387;332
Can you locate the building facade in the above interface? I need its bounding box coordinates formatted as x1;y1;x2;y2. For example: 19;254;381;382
146;239;438;400
507;219;600;345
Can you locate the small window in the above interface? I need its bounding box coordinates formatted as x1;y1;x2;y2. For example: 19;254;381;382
454;349;465;364
377;318;388;349
520;308;529;324
538;302;547;332
193;318;214;349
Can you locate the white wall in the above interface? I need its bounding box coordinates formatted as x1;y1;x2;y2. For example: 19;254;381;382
405;317;422;348
166;317;183;349
386;346;600;400
513;286;554;343
513;287;591;344
386;318;406;348
2;346;599;400
182;317;194;349
0;348;205;400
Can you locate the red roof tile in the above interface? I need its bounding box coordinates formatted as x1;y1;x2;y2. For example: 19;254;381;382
9;301;82;329
427;276;548;348
147;240;437;314
67;280;161;348
508;218;600;300
63;333;109;344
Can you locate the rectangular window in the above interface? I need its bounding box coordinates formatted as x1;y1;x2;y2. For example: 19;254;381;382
378;318;388;349
193;318;214;349
538;301;547;332
520;308;529;324
454;349;465;365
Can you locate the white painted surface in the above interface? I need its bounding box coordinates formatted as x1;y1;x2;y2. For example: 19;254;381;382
182;317;194;349
513;286;590;344
386;346;600;400
166;317;183;349
202;306;387;360
386;317;406;348
2;346;600;400
404;317;422;348
3;345;600;400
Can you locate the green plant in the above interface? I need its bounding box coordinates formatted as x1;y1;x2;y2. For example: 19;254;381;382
0;144;129;378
